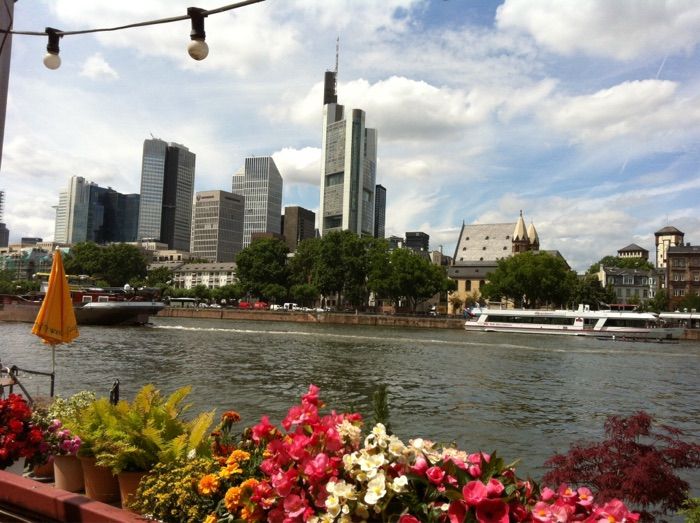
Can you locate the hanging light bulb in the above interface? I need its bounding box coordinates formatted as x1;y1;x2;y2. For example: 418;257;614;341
43;27;62;70
187;7;209;60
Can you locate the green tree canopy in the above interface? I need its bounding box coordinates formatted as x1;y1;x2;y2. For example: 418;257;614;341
63;242;104;276
587;255;654;274
63;242;147;286
569;274;616;310
482;251;576;308
235;238;289;299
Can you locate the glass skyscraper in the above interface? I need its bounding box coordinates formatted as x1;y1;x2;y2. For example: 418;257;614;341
231;157;282;248
137;139;195;251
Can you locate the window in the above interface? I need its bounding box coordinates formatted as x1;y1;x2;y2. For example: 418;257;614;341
623;276;634;285
485;236;489;240
465;281;471;291
673;289;686;297
482;246;486;250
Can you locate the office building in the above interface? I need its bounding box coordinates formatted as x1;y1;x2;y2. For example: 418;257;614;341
282;206;316;252
0;190;7;247
0;3;14;173
54;176;139;244
191;190;245;262
319;69;378;236
406;231;429;252
231;157;282;249
374;184;386;239
137;138;196;251
54;176;91;244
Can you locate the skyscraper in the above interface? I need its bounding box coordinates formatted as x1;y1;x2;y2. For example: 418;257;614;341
54;176;91;244
374;184;386;239
191;190;245;262
319;69;377;236
54;176;140;244
0;190;8;248
231;157;282;249
405;231;429;252
137;138;196;251
282;206;316;252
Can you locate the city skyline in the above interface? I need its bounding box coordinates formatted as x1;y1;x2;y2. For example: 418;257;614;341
2;1;699;271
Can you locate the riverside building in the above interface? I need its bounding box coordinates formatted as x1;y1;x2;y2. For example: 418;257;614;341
191;190;245;262
136;138;196;251
319;67;378;237
232;157;283;249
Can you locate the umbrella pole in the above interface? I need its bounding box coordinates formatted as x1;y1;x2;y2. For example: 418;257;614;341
51;345;56;397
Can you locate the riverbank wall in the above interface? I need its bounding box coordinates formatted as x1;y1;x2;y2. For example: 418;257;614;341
157;307;465;329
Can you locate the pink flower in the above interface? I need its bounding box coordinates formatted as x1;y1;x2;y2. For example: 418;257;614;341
399;515;421;523
475;498;508;523
486;478;504;497
540;486;556;502
462;480;488;506
410;455;429;475
577;487;594;508
448;500;466;523
426;465;446;485
283;493;308;519
557;483;577;502
252;415;275;443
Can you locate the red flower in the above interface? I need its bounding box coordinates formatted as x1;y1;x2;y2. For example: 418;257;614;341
475;498;509;523
426;465;446;485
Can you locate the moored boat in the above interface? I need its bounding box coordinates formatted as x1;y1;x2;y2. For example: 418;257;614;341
0;289;165;326
464;304;684;340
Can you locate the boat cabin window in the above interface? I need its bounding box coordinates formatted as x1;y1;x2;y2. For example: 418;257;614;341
82;296;93;303
98;296;110;303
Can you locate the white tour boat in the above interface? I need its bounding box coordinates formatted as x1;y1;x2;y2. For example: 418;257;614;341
464;304;684;340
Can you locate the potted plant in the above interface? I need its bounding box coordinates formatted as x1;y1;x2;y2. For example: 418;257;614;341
95;384;214;508
0;394;44;471
63;396;121;503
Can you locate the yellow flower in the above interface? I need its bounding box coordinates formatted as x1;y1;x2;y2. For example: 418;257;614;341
204;513;217;523
198;474;220;496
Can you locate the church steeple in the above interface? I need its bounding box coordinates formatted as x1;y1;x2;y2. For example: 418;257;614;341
512;210;530;254
527;221;539;251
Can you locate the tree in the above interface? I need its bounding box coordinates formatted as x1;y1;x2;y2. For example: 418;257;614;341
449;294;464;314
235;238;289;298
289;283;319;306
647;290;670;313
482;251;575;308
146;266;173;288
100;243;148;286
383;248;452;312
679;291;700;312
569;274;616;310
543;411;700;521
587;255;654;274
63;242;104;276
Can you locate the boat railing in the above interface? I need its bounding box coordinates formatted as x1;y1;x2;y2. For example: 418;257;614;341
0;361;55;405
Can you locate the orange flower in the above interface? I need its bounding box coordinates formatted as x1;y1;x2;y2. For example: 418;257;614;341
198;474;220;496
224;486;242;512
226;449;251;466
204;514;217;523
222;410;241;423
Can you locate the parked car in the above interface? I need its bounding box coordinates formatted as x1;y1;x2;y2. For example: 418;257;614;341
254;301;269;310
238;301;252;309
269;304;283;311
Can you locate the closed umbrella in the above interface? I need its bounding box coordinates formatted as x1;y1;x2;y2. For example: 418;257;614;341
31;249;79;381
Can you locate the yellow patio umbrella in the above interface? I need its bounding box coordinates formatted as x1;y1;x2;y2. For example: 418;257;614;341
31;249;79;376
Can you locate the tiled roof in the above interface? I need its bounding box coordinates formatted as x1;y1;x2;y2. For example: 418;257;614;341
453;223;515;262
655;226;684;235
618;243;648;253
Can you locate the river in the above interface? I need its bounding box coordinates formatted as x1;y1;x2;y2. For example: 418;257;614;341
2;317;699;487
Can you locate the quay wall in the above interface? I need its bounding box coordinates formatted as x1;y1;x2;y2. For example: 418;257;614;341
157;308;465;329
156;308;700;340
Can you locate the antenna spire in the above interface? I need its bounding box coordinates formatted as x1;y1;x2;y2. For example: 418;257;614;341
335;36;339;75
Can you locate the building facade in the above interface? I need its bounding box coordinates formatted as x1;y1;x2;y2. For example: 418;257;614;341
54;176;91;244
405;231;429;252
666;243;700;308
191;190;245;262
598;266;659;305
282;206;316;252
231;157;282;249
374;184;386;239
448;212;540;313
319;70;377;237
655;226;684;269
618;243;649;261
0;190;7;248
171;262;237;290
136;139;196;251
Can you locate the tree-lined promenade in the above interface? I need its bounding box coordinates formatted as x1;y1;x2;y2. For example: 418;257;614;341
4;235;700;313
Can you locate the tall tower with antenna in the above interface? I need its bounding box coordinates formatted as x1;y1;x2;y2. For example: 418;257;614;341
319;38;378;237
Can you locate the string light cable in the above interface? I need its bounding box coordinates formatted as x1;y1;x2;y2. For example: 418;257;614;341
0;0;265;69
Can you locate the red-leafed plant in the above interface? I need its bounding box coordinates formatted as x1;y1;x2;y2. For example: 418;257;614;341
0;394;45;469
543;411;700;521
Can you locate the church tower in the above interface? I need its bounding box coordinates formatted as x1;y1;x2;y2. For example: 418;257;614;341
512;210;530;254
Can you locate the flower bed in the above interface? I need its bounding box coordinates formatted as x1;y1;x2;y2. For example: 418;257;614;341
132;385;640;522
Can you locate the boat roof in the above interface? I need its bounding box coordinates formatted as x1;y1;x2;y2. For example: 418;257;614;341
659;312;699;319
479;308;659;320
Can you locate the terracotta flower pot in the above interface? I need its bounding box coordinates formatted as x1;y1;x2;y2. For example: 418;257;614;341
79;456;120;503
53;455;84;492
33;459;55;479
117;470;147;510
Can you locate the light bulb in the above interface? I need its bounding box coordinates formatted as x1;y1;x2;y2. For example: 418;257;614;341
188;39;209;60
43;52;61;70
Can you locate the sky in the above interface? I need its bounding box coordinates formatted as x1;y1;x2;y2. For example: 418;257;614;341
2;0;700;272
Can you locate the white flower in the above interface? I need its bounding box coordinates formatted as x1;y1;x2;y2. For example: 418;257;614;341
186;448;196;460
337;419;362;446
391;475;408;492
359;450;385;473
325;495;341;518
363;473;386;505
387;435;406;457
333;480;357;500
355;503;370;519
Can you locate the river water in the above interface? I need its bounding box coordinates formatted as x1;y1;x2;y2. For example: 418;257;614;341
2;317;699;486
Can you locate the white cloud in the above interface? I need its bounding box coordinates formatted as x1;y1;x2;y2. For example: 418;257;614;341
80;53;119;80
496;0;700;60
272;147;321;186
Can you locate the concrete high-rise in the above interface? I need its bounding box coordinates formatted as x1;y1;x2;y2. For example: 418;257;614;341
137;138;196;251
0;3;14;173
231;157;282;248
406;231;429;252
0;190;8;247
282;206;315;252
319;69;377;236
191;190;245;262
374;184;386;239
